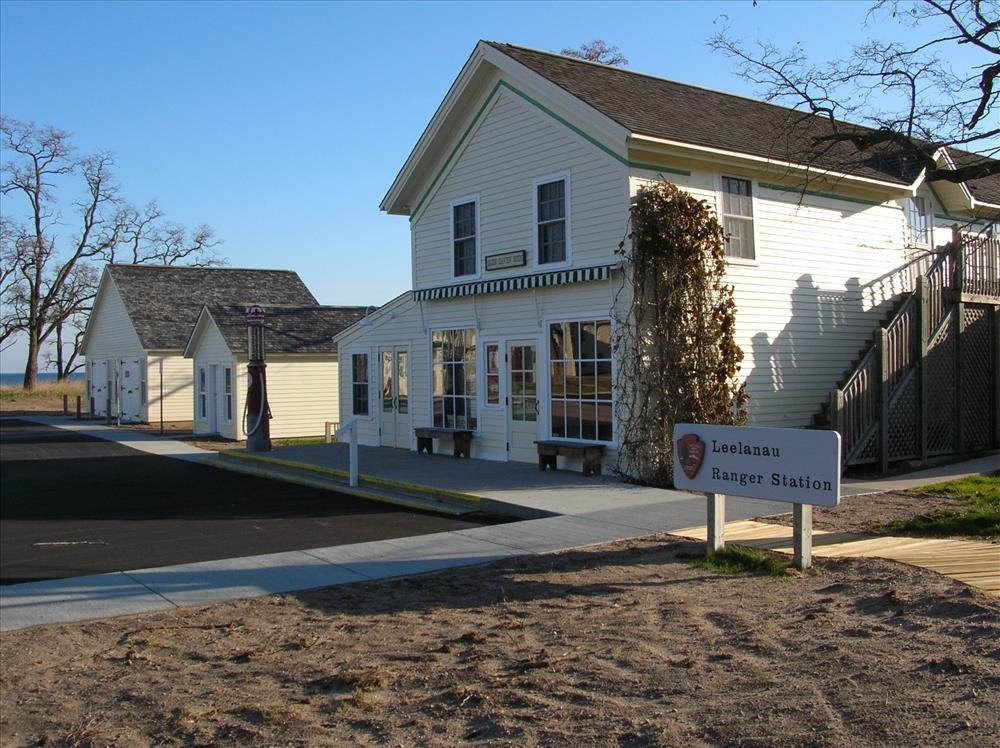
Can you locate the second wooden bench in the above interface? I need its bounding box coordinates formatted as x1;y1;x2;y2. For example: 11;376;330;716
535;440;605;476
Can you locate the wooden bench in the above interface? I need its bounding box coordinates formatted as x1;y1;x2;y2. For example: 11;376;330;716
535;440;606;476
415;427;474;458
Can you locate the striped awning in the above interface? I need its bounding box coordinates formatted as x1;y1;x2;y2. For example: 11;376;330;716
412;264;615;302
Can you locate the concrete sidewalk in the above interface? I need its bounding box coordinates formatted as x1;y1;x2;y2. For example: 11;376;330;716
2;416;997;632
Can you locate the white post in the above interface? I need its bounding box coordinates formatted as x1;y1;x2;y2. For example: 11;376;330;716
335;417;360;488
793;503;812;570
707;492;725;553
348;423;358;488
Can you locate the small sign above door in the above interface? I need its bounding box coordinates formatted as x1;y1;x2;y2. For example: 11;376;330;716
486;250;526;271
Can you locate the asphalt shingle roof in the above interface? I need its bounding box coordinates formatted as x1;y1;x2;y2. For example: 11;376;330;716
107;265;319;350
488;42;999;198
203;304;368;355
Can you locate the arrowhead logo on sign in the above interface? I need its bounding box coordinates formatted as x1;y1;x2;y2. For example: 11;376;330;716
676;433;706;479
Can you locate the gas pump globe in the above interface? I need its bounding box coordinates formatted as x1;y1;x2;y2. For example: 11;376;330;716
245;305;271;451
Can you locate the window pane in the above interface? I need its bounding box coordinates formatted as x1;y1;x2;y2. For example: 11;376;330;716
548;320;613;443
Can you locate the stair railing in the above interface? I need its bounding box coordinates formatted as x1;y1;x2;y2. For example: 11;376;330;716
830;246;952;468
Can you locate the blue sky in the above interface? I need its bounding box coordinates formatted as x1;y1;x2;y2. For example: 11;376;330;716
0;0;976;372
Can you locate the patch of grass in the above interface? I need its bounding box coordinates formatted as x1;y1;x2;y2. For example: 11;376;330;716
874;475;1000;538
0;379;85;402
684;545;792;577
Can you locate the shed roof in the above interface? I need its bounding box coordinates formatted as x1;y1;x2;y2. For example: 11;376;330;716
202;304;369;355
106;265;319;350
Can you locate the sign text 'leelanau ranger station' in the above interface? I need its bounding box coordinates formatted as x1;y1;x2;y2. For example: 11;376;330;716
673;424;841;507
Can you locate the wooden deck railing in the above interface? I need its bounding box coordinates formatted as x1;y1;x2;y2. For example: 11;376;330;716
829;226;998;470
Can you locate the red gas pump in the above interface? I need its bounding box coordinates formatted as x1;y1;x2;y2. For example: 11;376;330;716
245;305;272;451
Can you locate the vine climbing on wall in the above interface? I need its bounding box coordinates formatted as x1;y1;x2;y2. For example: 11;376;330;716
613;180;748;488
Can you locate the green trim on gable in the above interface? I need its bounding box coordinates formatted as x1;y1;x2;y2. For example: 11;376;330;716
758;181;885;208
409;79;690;223
934;212;987;226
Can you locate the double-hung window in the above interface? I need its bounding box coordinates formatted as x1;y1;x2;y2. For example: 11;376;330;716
906;195;931;247
197;367;207;420
223;367;233;422
351;353;369;416
452;199;477;277
537;177;567;264
432;328;477;429
721;176;755;260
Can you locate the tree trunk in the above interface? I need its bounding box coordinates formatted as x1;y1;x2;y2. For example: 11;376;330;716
55;323;65;381
23;328;40;390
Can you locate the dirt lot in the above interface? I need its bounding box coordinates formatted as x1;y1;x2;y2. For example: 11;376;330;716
2;496;998;747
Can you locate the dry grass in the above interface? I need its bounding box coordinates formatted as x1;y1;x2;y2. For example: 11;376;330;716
0;380;85;414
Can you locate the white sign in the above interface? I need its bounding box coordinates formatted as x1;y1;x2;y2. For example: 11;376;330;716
673;424;841;507
485;250;526;271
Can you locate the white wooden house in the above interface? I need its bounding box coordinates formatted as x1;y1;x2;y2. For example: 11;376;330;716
80;265;318;424
335;42;999;469
183;304;366;440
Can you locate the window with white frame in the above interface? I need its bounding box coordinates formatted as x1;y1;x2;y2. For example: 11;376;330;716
549;320;613;442
537;178;567;264
452;200;477;277
432;328;477;429
906;195;931;247
351;353;369;416
197;366;207;419
223;366;233;422
721;176;755;260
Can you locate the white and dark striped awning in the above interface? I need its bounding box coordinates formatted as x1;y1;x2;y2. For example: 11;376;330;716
412;264;615;302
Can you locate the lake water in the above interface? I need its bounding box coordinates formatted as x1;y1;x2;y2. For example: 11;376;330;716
0;372;86;386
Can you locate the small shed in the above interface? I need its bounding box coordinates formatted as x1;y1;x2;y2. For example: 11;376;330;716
80;265;318;424
183;304;367;440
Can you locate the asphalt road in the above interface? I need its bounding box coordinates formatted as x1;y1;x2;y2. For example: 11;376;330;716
0;420;503;585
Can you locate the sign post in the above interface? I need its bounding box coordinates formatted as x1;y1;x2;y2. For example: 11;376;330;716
674;424;841;570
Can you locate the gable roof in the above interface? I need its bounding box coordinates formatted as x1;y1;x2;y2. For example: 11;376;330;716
382;41;998;216
192;304;368;356
488;42;999;197
105;265;319;350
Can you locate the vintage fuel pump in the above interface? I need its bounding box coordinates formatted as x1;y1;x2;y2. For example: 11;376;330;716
245;304;272;452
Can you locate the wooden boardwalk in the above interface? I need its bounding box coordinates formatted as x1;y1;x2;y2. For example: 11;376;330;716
672;520;1000;597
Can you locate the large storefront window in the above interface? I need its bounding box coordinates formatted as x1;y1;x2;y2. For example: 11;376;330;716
432;328;477;429
550;320;612;442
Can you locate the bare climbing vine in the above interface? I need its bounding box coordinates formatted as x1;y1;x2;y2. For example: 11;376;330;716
613;181;748;488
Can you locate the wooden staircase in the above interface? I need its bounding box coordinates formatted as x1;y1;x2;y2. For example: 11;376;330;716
816;230;1000;472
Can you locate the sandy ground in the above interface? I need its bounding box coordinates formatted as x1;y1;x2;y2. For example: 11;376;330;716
2;503;998;746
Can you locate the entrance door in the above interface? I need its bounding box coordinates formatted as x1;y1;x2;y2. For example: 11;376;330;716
506;340;538;462
379;346;410;448
90;360;109;417
119;358;142;423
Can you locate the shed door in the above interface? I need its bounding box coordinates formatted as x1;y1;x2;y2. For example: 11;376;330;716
507;341;539;463
90;360;109;416
119;358;143;423
379;346;410;449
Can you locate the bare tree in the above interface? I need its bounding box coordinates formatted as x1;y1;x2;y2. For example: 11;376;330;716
709;0;999;184
561;40;629;67
1;117;223;388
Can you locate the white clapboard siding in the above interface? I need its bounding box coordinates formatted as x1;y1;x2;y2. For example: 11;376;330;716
146;354;196;423
82;278;145;359
412;87;628;290
631;169;914;428
260;358;340;440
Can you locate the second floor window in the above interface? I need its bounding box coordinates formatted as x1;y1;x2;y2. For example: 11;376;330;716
907;195;931;247
722;176;755;260
537;178;567;264
453;200;477;277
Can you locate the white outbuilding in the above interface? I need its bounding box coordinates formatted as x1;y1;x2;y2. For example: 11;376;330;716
80;265;318;424
183;304;367;440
